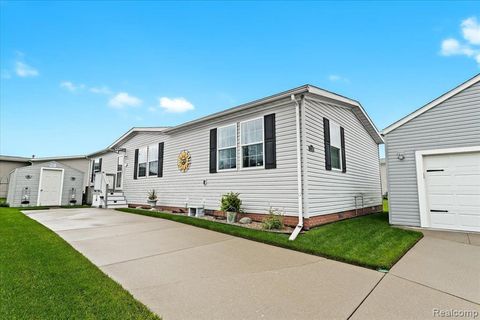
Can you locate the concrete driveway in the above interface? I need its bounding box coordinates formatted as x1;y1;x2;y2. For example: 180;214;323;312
25;208;479;320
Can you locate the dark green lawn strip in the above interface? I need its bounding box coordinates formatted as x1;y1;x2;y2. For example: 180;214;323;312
117;208;422;270
0;208;160;319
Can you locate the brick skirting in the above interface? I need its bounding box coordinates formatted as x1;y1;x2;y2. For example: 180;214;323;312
127;203;383;230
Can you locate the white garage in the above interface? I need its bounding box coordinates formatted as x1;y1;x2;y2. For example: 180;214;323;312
383;74;480;232
416;149;480;232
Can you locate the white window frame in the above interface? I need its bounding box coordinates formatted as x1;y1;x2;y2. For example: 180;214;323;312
147;143;159;177
137;147;148;179
329;120;342;171
217;123;238;172
240;117;265;170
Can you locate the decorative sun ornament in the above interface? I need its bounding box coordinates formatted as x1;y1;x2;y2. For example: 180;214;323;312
177;150;191;172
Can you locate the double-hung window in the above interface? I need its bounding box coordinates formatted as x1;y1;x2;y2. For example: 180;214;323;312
93;159;101;174
329;121;342;170
148;144;159;176
241;118;264;168
218;124;237;170
138;147;148;178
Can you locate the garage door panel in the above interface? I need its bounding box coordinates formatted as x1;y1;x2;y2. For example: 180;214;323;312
423;151;480;232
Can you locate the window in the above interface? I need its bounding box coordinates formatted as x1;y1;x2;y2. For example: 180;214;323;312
217;124;237;170
93;159;101;173
148;144;159;176
241;118;264;168
329;121;342;170
138;147;147;177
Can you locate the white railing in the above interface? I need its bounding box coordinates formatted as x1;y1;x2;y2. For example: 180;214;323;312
92;172;110;208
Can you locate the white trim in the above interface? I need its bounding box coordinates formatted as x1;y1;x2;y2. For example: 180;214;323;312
415;145;480;228
383;74;480;135
37;167;64;206
147;143;159;177
217;123;238;172
116;155;124;190
239;117;265;170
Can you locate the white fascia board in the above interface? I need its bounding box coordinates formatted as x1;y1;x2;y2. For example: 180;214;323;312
382;73;480;135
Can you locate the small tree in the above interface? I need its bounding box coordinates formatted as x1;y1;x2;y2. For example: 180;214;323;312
220;192;242;213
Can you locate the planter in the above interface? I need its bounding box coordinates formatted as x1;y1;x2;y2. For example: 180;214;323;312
147;199;158;207
226;211;237;224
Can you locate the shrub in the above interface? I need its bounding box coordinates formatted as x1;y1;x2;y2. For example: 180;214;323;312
0;202;10;207
147;190;157;201
262;208;284;230
220;192;242;212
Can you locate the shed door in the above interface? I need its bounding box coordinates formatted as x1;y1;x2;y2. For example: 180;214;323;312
39;169;63;206
424;152;480;232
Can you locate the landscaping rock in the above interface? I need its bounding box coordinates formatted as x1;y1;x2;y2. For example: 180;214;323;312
239;217;252;224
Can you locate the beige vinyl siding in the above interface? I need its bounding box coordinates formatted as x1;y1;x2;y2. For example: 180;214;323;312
106;99;300;216
0;160;30;198
34;158;90;188
303;98;382;217
385;81;480;226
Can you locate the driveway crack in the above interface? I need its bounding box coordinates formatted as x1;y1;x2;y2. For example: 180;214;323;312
347;272;386;319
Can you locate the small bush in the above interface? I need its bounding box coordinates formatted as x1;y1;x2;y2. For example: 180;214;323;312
262;208;284;230
220;192;242;212
0;202;10;207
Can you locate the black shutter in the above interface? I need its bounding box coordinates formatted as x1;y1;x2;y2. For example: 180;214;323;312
133;149;139;179
264;113;276;169
209;128;217;173
340;127;346;173
158;142;164;177
98;158;102;172
323;118;332;171
90;160;95;183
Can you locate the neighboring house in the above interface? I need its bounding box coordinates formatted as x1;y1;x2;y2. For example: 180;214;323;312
379;158;387;197
89;85;384;230
6;161;84;207
0;154;90;203
382;74;480;232
0;156;31;198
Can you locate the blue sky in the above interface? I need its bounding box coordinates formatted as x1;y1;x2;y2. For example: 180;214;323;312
1;1;479;157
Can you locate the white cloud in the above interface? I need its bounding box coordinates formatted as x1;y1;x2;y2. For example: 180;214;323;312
89;86;112;95
159;97;194;113
440;17;480;65
108;92;142;108
60;81;85;92
15;61;39;77
328;74;350;83
461;17;480;45
440;38;474;56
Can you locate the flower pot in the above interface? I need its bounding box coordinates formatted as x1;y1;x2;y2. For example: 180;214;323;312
147;199;157;207
226;211;237;223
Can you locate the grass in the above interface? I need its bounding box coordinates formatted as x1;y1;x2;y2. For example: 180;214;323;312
117;203;422;270
0;207;160;319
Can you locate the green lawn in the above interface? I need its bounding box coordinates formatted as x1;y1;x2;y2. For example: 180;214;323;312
0;207;160;319
117;204;422;270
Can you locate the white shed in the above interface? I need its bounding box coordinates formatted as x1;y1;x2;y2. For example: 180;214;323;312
6;161;84;207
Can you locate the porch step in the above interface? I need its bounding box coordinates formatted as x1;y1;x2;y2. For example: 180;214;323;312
106;190;128;209
107;203;129;209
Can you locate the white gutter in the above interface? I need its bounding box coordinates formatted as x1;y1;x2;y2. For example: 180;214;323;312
289;94;304;241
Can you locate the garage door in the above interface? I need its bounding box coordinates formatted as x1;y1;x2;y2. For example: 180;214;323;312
424;151;480;232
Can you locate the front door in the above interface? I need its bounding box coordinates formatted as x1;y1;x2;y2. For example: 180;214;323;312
116;155;124;190
39;168;63;206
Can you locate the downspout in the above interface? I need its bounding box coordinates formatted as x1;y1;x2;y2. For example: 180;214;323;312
289;94;305;241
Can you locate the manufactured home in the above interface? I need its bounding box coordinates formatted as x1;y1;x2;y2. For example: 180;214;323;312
89;85;384;229
6;161;84;207
383;74;480;232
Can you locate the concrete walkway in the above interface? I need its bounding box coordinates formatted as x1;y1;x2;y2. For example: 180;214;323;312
25;208;479;320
